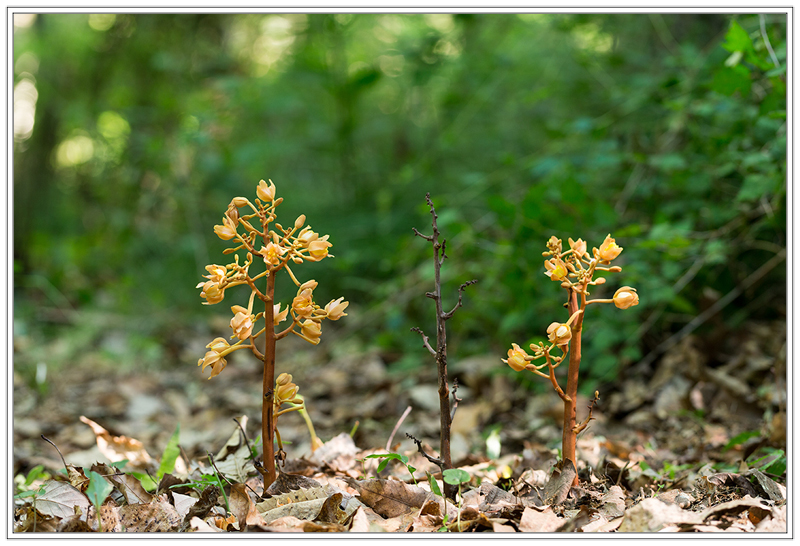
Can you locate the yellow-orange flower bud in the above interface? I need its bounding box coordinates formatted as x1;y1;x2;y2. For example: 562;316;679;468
276;372;292;386
276;382;299;402
597;234;623;262
299;279;318;291
206;337;230;353
257;179;276;202
324;297;349;321
544;257;569;281
503;343;529;372
547;322;572;346
232;197;249;207
300;320;322;344
613;286;639;309
294;214;306;229
547;236;563;254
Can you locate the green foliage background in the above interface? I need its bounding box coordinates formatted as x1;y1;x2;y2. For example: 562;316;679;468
13;13;786;392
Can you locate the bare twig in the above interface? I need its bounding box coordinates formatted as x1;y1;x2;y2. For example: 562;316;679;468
450;378;462;421
411;326;436;355
573;391;600;436
387;406;412;451
406;433;444;469
40;435;69;473
444;280;478;320
411;193;476;500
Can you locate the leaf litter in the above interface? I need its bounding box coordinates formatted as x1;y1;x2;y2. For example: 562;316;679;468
12;322;787;533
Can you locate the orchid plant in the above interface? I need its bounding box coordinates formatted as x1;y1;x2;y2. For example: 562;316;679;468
503;235;638;485
196;179;348;487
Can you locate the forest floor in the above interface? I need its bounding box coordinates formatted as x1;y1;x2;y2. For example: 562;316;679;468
12;318;787;533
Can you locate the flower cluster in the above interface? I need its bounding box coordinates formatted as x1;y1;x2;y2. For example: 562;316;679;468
196;179;348;379
504;234;638;378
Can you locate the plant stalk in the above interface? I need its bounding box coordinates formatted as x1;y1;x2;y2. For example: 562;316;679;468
262;271;277;486
562;289;583;486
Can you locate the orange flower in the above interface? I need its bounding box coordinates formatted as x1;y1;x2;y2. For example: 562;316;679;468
547;322;572;346
297;227;319;245
307;237;332;261
213;216;237;240
292;288;315;318
197;280;225;305
613;286;639;309
568;237;587;258
324;297;349;321
230;306;255;340
300;320;322;344
204;264;228;284
544;257;569;281
261;242;287;267
597;234;623;262
198;337;230;379
503;343;529;372
257;179;276;202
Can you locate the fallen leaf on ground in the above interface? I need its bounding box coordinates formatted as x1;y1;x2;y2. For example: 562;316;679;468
118;496;181;532
79;416;154;470
518;506;564;532
36;480;91;521
344;478;433;518
229;483;266;528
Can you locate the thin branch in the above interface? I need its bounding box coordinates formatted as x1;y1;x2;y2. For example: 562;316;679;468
406;433;444;469
443;279;478;320
573;391;600;436
410;327;436;355
412;227;433;242
41;435;69;474
386;406;413;451
449;378;462;422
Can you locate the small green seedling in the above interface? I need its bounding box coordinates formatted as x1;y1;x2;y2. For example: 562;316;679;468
363;453;418;484
85;470;114;532
157;424;181;480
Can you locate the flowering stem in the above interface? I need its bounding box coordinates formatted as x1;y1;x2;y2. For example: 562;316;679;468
562;289;583;486
262;270;277;487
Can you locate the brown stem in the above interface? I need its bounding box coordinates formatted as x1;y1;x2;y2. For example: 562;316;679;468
562;289;583;486
262;270;277;487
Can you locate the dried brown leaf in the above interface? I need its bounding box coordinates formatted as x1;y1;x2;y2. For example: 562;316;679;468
79;416;154;469
36;480;91;521
14;507;61;533
171;493;199;520
265;471;321;496
543;459;576;505
315;492;348;525
519;506;564;532
118;496;181;532
344;478;433;519
229;483;266;529
187;516;224;533
56;514;93;532
180;484;219;527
